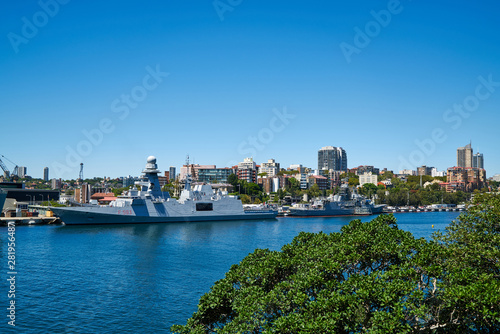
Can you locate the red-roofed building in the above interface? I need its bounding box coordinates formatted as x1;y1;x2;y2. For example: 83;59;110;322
308;175;329;190
91;192;117;205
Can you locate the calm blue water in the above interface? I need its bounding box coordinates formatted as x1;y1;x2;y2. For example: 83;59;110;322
1;212;460;333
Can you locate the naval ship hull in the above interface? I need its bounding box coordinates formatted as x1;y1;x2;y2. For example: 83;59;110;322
288;203;385;217
287;208;355;217
51;207;277;225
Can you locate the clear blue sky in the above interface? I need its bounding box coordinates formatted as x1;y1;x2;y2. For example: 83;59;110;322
1;0;499;179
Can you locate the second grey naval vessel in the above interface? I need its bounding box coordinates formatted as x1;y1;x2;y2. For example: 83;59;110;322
287;185;385;217
51;156;277;225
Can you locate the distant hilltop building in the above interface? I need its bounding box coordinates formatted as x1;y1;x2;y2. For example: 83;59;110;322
18;166;27;178
431;168;446;177
417;165;434;176
457;143;473;168
399;169;416;176
318;146;347;172
43;167;49;181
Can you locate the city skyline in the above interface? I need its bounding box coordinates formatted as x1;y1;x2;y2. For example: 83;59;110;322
1;1;499;179
3;141;491;181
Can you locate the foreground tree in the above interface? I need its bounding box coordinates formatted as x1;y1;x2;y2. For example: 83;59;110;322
172;194;500;333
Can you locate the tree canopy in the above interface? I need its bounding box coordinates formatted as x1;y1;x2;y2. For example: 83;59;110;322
172;194;500;333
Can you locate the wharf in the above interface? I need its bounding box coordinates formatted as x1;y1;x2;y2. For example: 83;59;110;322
0;217;61;226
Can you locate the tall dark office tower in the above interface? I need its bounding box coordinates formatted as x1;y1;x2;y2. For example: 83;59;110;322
472;152;484;169
457;143;473;168
169;166;176;180
318;146;347;172
43;167;49;181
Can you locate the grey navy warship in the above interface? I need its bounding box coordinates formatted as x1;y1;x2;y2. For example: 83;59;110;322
51;156;277;225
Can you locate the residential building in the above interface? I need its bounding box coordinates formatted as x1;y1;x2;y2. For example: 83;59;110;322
431;168;446;178
180;164;216;181
158;175;169;187
417;165;434;176
294;173;309;189
327;169;342;188
237;158;257;183
472;153;484;169
399;169;416;176
308;175;329;190
51;178;62;190
492;174;500;182
359;172;378;186
457;143;473;168
259;159;280;177
318;146;347;172
423;179;442;188
237;168;257;183
257;177;273;194
123;175;139;188
74;183;91;204
43;167;49;181
443;167;486;192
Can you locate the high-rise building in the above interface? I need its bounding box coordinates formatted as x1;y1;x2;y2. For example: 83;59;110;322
457;143;473;168
472;153;484;169
318;146;347;172
43;167;49;181
169;166;176;181
18;166;27;178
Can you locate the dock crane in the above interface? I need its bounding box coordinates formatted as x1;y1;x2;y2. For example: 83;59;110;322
0;155;20;181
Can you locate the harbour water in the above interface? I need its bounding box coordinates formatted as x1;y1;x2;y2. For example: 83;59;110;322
2;212;460;333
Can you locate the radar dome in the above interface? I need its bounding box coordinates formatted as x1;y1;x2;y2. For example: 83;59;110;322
147;156;156;164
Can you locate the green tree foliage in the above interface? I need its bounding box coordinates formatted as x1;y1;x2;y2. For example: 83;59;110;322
227;174;238;189
239;194;251;204
172;194;500;333
358;183;377;198
285;177;301;196
307;183;320;199
430;193;500;332
112;187;129;196
348;177;360;187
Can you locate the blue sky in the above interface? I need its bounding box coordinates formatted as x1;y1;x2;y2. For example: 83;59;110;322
1;0;499;179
